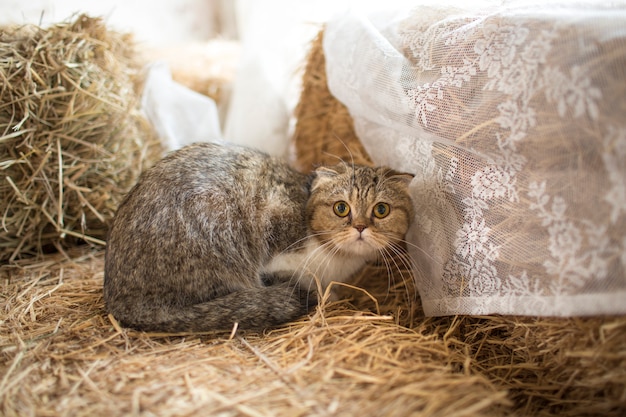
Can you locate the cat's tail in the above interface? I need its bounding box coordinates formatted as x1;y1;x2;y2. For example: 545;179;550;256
108;281;317;334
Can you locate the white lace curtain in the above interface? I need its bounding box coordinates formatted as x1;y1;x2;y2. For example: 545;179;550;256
324;2;626;316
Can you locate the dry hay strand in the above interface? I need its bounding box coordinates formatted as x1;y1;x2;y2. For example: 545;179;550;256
2;250;625;416
0;14;162;263
292;29;373;173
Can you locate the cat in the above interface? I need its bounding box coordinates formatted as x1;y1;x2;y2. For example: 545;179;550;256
103;142;414;333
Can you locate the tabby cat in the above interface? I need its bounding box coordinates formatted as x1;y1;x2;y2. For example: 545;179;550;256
104;142;413;333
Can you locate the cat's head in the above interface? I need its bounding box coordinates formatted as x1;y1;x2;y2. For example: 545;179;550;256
307;163;414;258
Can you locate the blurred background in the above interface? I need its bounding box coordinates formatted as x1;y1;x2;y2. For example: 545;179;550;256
0;0;499;156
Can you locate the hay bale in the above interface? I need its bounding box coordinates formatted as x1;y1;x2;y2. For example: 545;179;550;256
0;15;162;262
291;30;373;173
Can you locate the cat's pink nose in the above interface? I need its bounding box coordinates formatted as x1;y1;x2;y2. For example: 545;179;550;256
354;224;367;233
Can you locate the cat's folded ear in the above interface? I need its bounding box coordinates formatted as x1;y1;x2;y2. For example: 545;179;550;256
311;165;342;190
378;167;415;187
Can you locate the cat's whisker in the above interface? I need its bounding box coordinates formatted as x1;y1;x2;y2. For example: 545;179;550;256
295;242;344;308
385;240;425;281
378;233;446;269
392;237;447;286
376;246;396;302
373;241;406;291
382;243;419;303
281;237;337;302
363;232;418;299
271;230;342;299
275;230;333;256
304;240;342;290
323;133;357;175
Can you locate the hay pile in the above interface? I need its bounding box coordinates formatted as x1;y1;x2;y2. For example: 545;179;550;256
0;248;508;417
1;247;624;416
0;15;161;263
1;23;625;417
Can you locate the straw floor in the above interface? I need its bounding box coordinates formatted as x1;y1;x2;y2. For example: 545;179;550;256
2;247;625;416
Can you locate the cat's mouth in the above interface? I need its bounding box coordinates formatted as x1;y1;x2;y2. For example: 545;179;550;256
333;229;382;258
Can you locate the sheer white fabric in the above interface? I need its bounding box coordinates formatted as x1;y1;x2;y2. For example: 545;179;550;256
324;3;626;316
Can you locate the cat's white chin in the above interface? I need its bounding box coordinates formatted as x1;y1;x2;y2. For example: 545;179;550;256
336;229;381;259
343;242;378;258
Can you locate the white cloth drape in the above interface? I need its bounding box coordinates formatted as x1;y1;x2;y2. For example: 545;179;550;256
324;2;626;316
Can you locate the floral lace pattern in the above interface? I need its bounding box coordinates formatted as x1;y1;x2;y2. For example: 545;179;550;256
324;4;626;316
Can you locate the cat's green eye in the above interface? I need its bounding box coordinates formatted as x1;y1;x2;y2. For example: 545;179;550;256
373;203;390;219
333;201;351;217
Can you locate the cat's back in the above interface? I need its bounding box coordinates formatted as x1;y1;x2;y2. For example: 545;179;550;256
119;142;303;211
142;142;271;193
107;142;310;262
